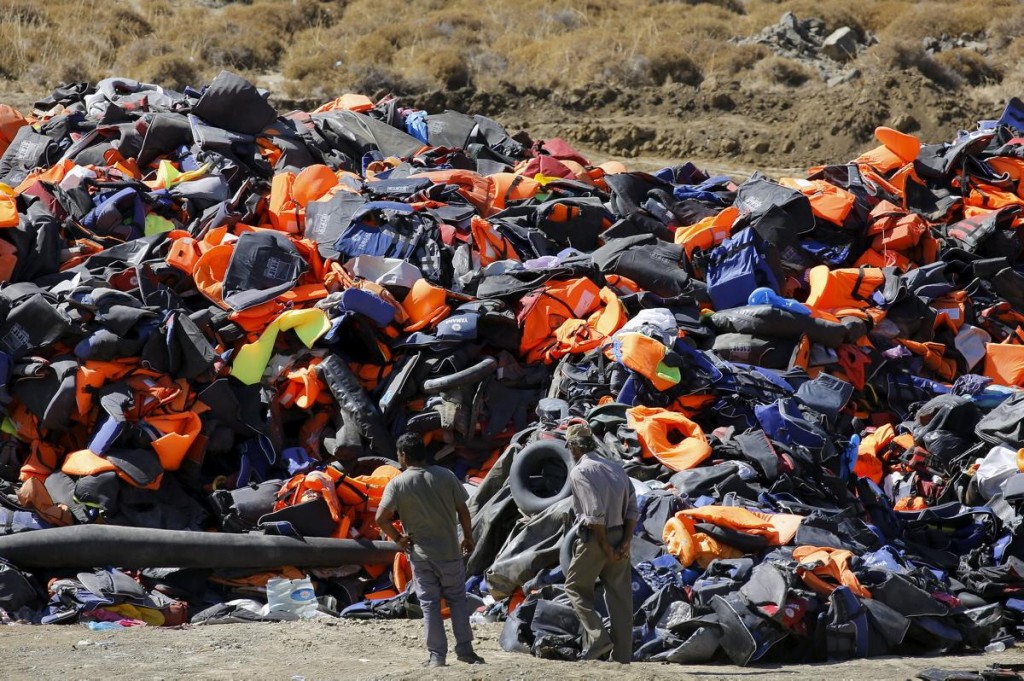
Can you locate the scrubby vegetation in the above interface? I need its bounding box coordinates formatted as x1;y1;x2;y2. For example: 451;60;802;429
0;0;1021;106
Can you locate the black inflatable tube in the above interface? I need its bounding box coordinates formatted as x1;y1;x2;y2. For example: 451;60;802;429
0;525;398;570
348;455;401;476
319;355;396;458
422;357;498;394
508;440;573;515
406;410;443;433
559;522;579;577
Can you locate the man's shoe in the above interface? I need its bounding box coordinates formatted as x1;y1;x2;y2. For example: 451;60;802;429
579;642;613;661
423;657;447;668
456;652;486;665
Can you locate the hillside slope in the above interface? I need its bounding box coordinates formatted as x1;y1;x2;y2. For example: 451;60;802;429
1;0;1018;165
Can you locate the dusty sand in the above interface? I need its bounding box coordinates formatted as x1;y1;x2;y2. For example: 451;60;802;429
0;618;1021;681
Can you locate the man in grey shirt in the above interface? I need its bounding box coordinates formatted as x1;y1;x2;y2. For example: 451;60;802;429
563;422;638;663
376;433;485;668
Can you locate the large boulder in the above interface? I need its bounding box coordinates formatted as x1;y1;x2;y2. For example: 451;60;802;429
822;27;858;61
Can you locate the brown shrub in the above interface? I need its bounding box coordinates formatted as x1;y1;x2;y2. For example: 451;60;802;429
111;8;153;40
426;50;472;90
341;64;411;98
988;6;1024;49
281;21;345;83
141;0;175;19
852;1;913;34
432;6;487;37
689;0;745;13
349;24;407;66
136;55;200;92
282;52;328;83
646;47;703;86
753;56;816;87
58;60;97;85
875;2;993;43
760;1;868;37
870;41;962;89
466;48;509;90
664;7;735;40
117;40;170;75
997;36;1024;72
200;22;283;71
0;28;28;81
934;49;1002;87
258;0;337;34
2;1;50;28
705;43;770;79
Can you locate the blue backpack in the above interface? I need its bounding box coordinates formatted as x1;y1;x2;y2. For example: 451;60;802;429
705;227;781;311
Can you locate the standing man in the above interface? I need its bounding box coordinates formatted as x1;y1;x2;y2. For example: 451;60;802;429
376;432;486;668
563;422;638;664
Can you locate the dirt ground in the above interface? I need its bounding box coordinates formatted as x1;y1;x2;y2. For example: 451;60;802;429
390;73;996;171
0;618;1020;681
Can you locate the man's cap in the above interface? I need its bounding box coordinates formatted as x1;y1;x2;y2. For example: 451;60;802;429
565;422;593;441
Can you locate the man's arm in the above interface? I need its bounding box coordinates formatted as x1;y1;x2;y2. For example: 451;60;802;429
570;470;615;560
590;523;617;562
456;501;475;556
616;518;636;561
375;504;410;551
616;478;639;561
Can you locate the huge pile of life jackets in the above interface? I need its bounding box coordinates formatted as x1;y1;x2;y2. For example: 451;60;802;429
0;71;1019;660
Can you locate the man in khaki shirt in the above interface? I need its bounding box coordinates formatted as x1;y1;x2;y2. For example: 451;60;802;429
563;422;638;664
377;433;485;668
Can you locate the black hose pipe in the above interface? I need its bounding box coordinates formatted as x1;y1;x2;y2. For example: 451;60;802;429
0;525;399;570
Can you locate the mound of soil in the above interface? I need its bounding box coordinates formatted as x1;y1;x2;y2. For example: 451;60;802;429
353;73;989;172
0;69;993;174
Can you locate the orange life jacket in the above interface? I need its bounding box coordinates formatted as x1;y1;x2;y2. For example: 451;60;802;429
867;201;928;252
550;287;626;360
793;545;871;598
983;342;1024;387
662;513;743;568
414;170;498;217
805;265;885;314
853;127;920;173
470;216;520;266
0;104;28;157
627;406;711;471
674;206;738;261
780;178;855;225
488;173;541;211
517;278;603;363
678;506;803;546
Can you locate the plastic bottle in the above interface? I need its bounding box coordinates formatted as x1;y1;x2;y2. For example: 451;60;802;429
266;577;319;618
985;641;1006;653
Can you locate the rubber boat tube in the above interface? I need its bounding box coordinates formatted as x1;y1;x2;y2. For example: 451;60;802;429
0;525;399;569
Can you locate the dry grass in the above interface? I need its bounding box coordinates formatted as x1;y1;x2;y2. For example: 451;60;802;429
0;0;1021;105
753;56;817;89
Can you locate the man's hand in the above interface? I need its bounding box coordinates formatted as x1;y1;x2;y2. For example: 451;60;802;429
615;539;631;562
376;505;407;551
592;524;617;562
457;503;474;558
